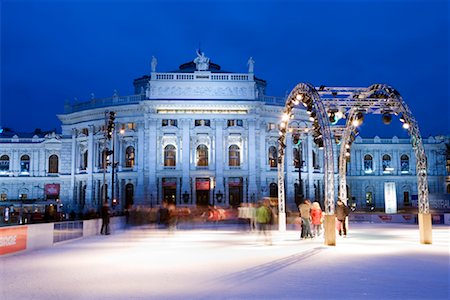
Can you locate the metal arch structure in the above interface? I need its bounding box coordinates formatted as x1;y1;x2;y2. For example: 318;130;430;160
277;83;432;245
277;83;336;245
317;84;432;244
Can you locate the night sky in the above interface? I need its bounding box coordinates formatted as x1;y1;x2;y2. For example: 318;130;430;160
1;0;448;138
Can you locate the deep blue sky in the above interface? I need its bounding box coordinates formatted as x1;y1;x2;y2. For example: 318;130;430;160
1;0;449;138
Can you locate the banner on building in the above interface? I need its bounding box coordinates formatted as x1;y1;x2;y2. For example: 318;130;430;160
0;226;27;255
44;184;60;196
384;182;397;214
196;178;210;190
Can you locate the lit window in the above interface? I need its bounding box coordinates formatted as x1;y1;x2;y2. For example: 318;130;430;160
125;146;135;168
80;151;88;170
268;146;277;168
400;154;409;173
195;119;210;127
267;123;276;131
227;119;243;127
229;145;240;167
162;119;178;127
48;155;59;174
0;155;10;173
364;154;373;173
164;145;176;167
20;155;30;173
382;154;392;173
0;193;6;201
196;144;208;167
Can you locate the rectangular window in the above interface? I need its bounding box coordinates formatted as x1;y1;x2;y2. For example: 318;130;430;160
0;194;6;201
227;119;243;127
19;194;27;200
162;119;178;127
267;123;276;131
195;119;210;127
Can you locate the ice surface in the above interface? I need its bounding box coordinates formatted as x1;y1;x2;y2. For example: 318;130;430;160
0;223;449;299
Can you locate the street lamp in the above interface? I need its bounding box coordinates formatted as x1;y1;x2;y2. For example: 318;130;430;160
215;190;223;203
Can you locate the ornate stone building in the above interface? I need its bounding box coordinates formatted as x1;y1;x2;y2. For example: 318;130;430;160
0;52;449;219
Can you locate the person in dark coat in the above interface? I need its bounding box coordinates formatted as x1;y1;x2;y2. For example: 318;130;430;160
157;201;169;228
335;199;349;237
100;202;111;235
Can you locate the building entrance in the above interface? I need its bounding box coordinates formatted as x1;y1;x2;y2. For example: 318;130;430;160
162;178;177;204
228;177;243;207
196;178;210;206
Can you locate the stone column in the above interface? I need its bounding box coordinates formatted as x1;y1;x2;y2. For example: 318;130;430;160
215;119;224;197
248;119;257;201
86;125;94;207
135;121;145;205
259;122;267;198
181;119;191;195
70;129;77;207
148;118;158;204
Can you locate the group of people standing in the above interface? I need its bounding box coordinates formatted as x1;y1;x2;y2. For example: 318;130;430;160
298;199;349;239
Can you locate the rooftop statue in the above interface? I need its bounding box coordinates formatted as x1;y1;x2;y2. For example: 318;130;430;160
247;57;255;73
194;49;210;71
151;56;157;72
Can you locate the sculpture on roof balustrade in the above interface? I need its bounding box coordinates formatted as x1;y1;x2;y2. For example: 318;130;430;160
194;49;210;71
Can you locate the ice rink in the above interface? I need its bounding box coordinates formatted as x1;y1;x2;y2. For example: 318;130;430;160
1;222;449;299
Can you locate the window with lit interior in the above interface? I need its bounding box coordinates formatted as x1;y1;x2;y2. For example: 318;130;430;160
164;145;176;167
228;145;240;167
196;144;208;167
364;154;373;173
48;154;59;174
125;146;135;168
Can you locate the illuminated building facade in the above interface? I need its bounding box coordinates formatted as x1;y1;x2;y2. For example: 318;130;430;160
0;52;449;217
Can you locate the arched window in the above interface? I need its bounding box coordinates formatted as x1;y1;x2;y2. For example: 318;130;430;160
229;145;240;167
269;183;278;198
268;146;277;168
312;150;319;169
80;151;88;170
164;145;176;167
400;154;409;173
196;144;208;167
20;155;30;173
293;148;300;168
382;154;392;172
101;149;109;169
125;146;135;168
125;183;134;209
0;155;10;172
48;155;59;174
364;154;373;173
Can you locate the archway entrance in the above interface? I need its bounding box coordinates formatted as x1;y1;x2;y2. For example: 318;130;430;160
279;83;432;245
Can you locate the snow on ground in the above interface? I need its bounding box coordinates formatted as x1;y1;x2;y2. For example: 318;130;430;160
0;223;449;300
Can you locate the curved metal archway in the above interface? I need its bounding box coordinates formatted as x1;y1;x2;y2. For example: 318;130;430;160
278;83;432;245
277;83;336;245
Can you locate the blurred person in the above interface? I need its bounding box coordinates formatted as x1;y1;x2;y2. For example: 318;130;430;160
310;201;323;237
100;202;111;235
335;199;350;237
256;200;272;244
299;199;312;239
157;201;169;228
249;203;257;231
167;203;178;231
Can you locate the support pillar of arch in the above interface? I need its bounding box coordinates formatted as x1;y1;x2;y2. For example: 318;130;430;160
418;213;432;244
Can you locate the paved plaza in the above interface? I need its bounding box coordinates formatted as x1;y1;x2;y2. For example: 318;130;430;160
1;222;449;299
